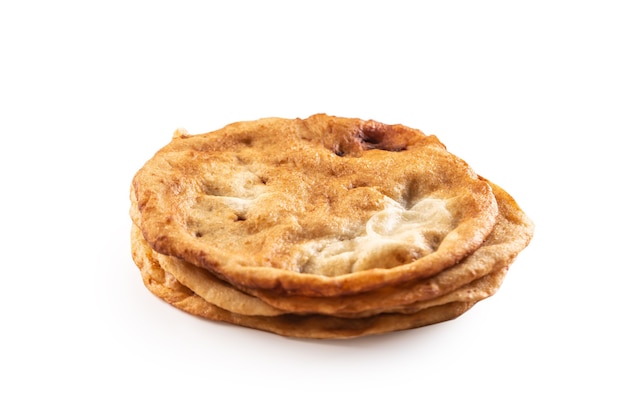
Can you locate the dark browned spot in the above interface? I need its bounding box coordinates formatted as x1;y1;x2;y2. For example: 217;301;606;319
329;143;345;157
357;123;407;152
238;134;254;146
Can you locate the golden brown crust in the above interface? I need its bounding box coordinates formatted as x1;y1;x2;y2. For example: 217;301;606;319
129;115;534;338
132;114;499;296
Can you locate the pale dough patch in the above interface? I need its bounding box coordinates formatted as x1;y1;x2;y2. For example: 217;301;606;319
298;197;453;275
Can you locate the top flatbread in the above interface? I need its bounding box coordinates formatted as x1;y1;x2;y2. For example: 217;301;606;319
132;114;498;296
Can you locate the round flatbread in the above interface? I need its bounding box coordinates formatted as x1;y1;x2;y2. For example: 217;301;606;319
132;114;498;296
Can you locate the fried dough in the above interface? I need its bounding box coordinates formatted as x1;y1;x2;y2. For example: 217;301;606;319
132;114;498;296
129;114;534;338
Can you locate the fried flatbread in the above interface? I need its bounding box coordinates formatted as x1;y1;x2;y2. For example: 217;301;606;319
132;114;498;296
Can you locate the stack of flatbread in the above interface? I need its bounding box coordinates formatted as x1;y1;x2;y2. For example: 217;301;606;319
130;114;533;339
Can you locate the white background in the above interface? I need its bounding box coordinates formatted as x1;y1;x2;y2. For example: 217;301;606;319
1;1;624;415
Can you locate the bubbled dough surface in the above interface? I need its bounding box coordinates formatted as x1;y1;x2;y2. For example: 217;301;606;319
298;197;453;275
132;114;498;295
